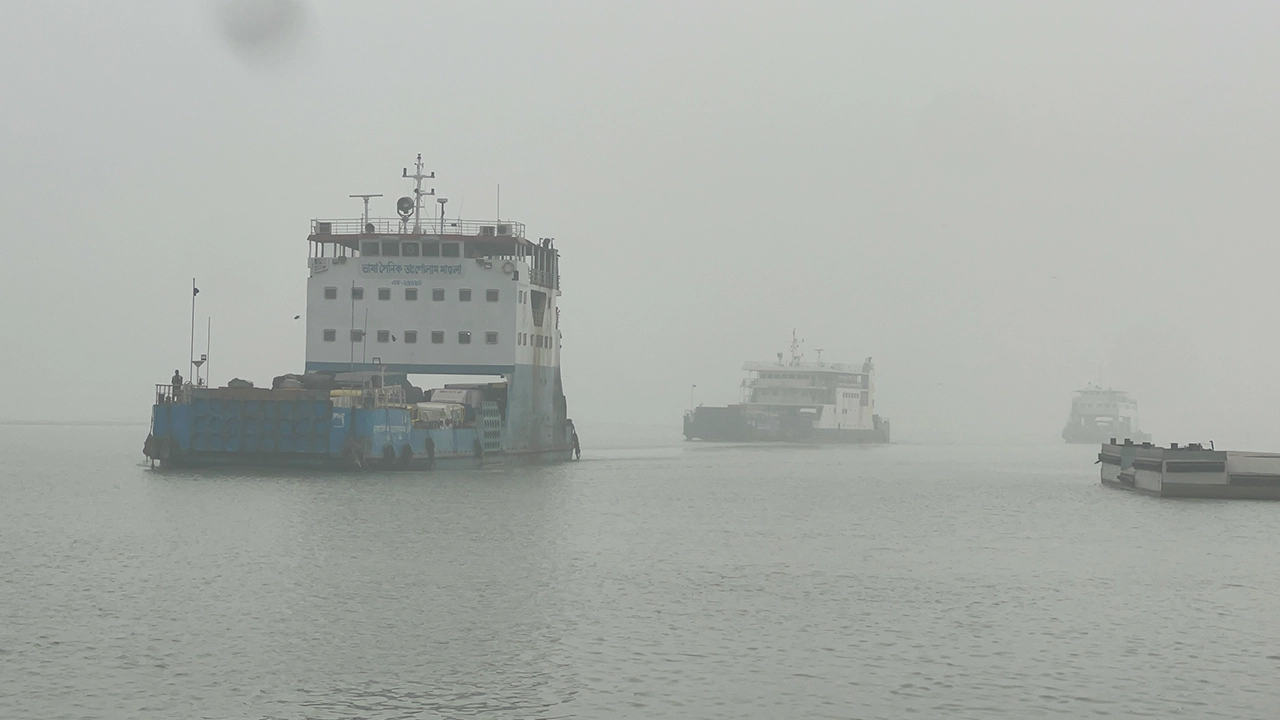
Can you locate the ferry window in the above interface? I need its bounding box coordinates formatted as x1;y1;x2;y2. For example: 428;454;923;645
431;331;444;344
361;241;380;256
423;242;440;257
378;288;391;301
401;241;420;257
350;329;364;342
459;289;472;302
323;329;336;342
458;331;472;344
442;242;460;258
351;287;364;300
432;288;445;301
404;331;417;344
486;332;498;345
381;241;400;256
405;288;418;301
486;289;499;302
324;287;337;300
377;330;390;343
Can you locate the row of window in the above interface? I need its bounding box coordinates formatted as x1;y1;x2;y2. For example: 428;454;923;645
322;329;555;349
326;287;501;302
361;241;461;258
325;329;499;345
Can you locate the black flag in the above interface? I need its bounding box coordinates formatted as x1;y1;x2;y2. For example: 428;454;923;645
193;286;200;296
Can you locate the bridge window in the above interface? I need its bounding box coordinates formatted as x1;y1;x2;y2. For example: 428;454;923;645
360;241;380;256
432;288;444;301
404;331;417;344
486;289;499;302
324;287;337;300
350;329;364;342
323;329;336;342
458;331;472;344
378;288;391;301
402;241;419;257
377;330;390;343
459;289;471;302
422;242;440;257
431;331;444;344
405;288;418;301
381;241;400;256
351;287;364;300
486;332;498;345
442;242;460;258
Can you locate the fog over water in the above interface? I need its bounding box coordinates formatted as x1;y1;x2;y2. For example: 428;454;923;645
4;2;1280;445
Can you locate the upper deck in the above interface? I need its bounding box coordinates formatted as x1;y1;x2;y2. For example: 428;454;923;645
308;216;558;291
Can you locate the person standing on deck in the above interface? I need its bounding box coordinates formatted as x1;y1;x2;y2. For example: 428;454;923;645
171;370;183;399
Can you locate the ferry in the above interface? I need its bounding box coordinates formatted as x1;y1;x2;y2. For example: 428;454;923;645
144;155;575;469
683;334;890;443
1061;384;1149;444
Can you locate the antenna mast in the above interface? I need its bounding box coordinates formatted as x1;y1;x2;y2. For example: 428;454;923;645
402;154;435;233
789;329;803;366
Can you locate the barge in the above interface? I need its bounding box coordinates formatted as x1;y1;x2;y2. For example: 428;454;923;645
1099;439;1280;499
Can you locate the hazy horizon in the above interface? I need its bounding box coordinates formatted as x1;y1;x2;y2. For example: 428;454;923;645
4;1;1280;446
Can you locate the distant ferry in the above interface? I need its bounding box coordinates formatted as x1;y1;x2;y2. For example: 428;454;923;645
1061;384;1150;444
683;334;890;443
144;154;575;469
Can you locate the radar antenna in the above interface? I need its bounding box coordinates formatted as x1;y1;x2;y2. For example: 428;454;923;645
401;154;436;233
349;194;383;231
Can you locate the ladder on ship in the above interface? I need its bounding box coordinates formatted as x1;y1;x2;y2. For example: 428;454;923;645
480;401;503;453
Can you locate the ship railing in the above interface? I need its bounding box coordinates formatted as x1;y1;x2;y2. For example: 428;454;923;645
155;383;191;405
311;217;527;239
529;268;559;289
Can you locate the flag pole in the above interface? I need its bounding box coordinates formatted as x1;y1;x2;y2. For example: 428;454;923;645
190;278;197;383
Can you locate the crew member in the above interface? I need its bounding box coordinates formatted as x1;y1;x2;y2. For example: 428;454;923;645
171;370;183;399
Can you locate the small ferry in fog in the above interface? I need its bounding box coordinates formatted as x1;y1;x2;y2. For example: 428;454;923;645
1062;384;1149;444
683;333;890;443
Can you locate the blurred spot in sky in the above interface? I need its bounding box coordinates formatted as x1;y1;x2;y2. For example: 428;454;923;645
212;0;306;65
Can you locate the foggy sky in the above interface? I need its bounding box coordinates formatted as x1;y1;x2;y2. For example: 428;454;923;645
4;1;1280;446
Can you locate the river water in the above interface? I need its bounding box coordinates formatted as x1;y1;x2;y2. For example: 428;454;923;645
3;424;1279;719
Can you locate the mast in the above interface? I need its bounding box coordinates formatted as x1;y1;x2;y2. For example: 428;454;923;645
789;329;803;366
402;154;435;233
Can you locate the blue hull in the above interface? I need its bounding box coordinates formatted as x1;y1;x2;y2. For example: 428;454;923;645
146;364;572;470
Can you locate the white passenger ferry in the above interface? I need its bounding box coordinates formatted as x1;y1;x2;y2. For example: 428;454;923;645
1061;385;1149;445
683;334;890;443
145;155;574;469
